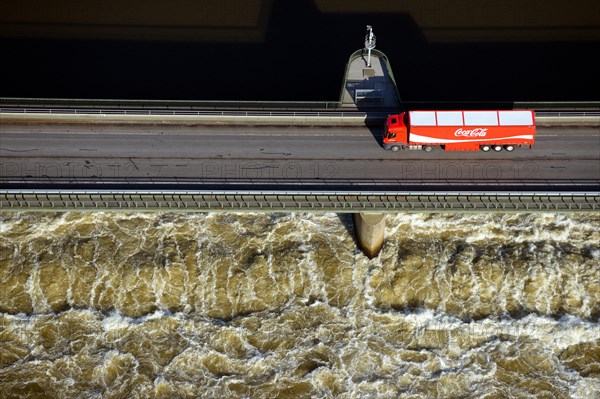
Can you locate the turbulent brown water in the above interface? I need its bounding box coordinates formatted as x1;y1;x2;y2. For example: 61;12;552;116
1;212;599;399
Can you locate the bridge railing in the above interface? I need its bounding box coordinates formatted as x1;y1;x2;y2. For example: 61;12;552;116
2;189;599;212
0;107;378;118
1;107;599;120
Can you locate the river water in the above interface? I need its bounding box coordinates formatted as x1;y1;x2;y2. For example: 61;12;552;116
0;211;598;398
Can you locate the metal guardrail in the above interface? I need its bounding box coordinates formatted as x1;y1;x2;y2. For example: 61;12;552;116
1;107;599;119
534;111;600;118
2;190;599;213
2;176;599;188
0;107;375;118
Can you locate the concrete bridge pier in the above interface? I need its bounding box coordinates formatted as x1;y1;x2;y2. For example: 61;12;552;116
353;213;386;258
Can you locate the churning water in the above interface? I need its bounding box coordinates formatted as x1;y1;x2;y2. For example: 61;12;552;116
0;212;599;398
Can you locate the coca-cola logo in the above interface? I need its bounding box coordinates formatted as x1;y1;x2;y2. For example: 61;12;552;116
454;128;488;137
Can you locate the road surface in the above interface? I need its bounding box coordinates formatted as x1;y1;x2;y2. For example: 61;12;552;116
1;124;598;190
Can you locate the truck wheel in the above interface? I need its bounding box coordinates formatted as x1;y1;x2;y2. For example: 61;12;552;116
493;145;503;152
504;145;515;152
391;145;399;152
481;145;491;152
423;146;433;152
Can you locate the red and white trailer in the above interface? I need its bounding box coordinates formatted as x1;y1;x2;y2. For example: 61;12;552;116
383;110;536;152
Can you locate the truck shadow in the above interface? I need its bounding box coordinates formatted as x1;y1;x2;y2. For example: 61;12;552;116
361;110;396;149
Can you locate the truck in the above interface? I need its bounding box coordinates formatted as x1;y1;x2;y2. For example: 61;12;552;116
383;110;536;152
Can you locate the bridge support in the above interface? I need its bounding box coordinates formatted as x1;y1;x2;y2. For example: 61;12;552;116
353;213;385;259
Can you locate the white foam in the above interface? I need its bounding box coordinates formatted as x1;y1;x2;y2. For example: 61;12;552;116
102;311;132;331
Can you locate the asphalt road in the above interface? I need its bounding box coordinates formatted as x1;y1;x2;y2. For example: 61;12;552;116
1;124;598;191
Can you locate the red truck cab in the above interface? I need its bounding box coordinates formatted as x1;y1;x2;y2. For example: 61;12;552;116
383;112;408;149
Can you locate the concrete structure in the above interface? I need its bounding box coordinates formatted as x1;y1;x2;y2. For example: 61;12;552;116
339;43;400;257
352;213;385;258
339;49;401;110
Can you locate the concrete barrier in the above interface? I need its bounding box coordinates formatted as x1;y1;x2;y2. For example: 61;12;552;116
0;112;368;126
